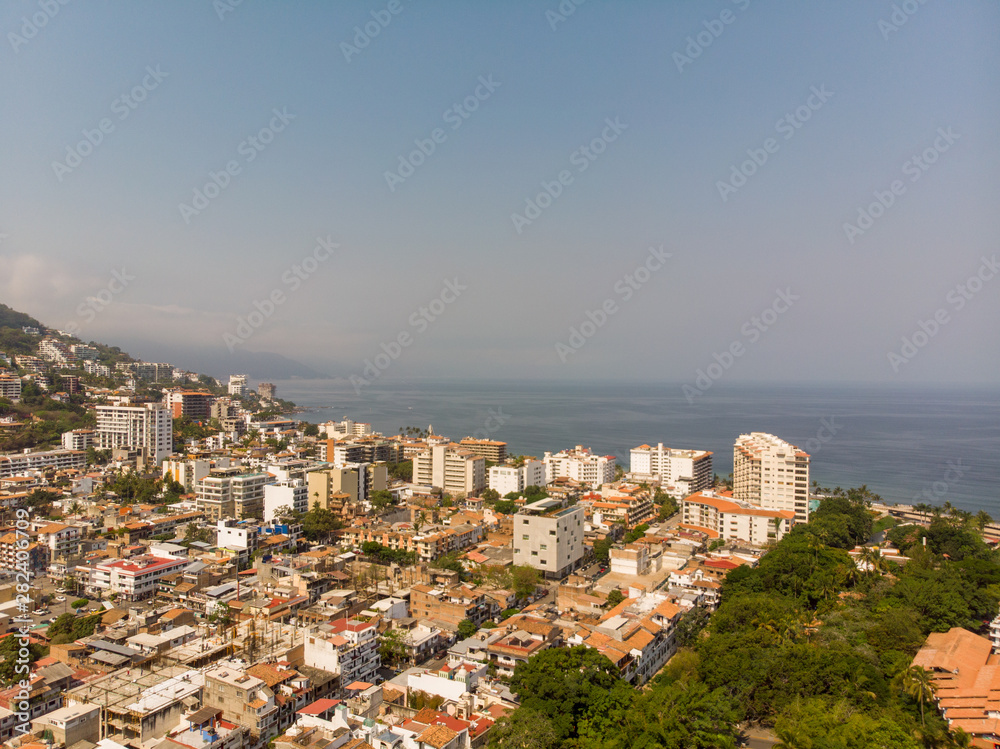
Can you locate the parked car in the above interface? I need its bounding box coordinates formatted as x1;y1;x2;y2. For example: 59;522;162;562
54;596;65;602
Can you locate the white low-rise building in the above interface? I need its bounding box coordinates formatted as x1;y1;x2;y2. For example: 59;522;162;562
681;490;795;546
543;446;615;489
488;459;546;495
263;480;308;522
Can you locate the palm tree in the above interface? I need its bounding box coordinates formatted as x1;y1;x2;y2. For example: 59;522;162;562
901;665;936;726
805;533;825;569
975;510;994;531
859;546;886;576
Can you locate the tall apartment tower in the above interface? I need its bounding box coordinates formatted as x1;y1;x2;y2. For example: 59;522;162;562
95;402;173;464
733;432;810;523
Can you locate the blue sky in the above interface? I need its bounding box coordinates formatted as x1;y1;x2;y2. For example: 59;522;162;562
2;1;998;385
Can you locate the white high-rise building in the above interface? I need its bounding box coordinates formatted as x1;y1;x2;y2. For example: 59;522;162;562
412;444;485;496
488;459;547;496
733;432;810;523
629;443;713;496
228;374;248;396
95;402;173;464
543;446;616;489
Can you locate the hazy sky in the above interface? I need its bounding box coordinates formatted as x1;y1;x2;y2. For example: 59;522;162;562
2;1;998;385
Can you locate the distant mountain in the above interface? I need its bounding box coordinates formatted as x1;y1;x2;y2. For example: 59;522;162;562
0;304;43;331
112;339;329;382
0;302;326;382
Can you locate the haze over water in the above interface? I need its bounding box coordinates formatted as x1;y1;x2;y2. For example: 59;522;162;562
270;378;1000;517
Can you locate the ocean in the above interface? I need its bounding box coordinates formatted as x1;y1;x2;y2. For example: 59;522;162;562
266;378;1000;517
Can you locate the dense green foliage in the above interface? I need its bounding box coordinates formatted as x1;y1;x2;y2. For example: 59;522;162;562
491;488;996;748
492;646;738;749
387;460;413;481
302;502;341;541
48;612;103;645
362;541;416;565
623;523;650;544
493;499;518;515
0;634;47;686
0;384;94;452
369;489;396;512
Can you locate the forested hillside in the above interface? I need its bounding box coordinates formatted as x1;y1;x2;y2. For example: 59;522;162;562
489;489;997;748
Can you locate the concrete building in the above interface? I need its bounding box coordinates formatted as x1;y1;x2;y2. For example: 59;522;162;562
36;521;82;559
196;467;268;520
734;433;810;523
320;418;372;438
681;490;795;545
228;374;248;396
33;703;100;747
629;444;713;496
488;459;546;496
203;663;278;745
96;402;173;464
307;464;386;509
410;584;493;627
0;448;86;477
543;446;616;489
258;382;276;400
61;428;96;451
458;438;507;464
165;390;215;420
65;666;204;745
412;445;485;497
326;439;403;465
0;532;47;576
512;499;585;580
89;553;190;601
163;457;234;492
0;375;21;403
303;618;380;694
216;519;259;563
264;479;309;522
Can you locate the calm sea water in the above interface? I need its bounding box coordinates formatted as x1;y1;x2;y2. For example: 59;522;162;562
267;379;1000;516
